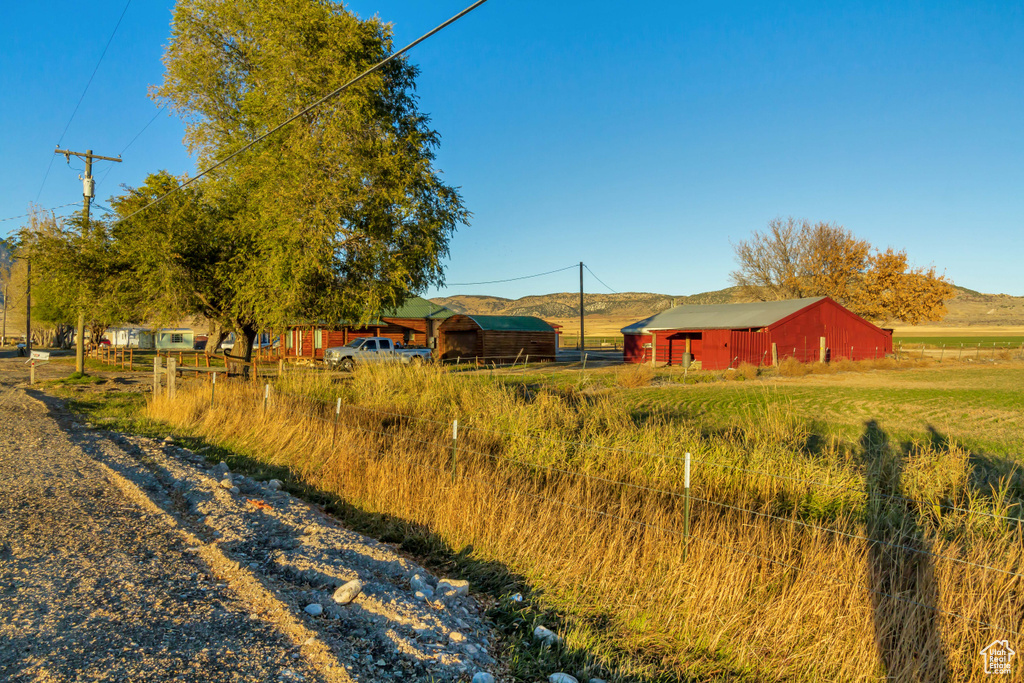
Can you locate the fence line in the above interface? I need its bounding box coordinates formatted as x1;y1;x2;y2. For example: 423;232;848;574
330;400;1024;525
294;399;1021;636
295;395;1024;581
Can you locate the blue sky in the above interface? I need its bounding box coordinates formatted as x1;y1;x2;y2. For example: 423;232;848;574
2;1;1022;298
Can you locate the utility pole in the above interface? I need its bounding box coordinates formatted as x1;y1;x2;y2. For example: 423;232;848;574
53;148;121;374
579;261;585;363
25;259;31;355
2;282;7;346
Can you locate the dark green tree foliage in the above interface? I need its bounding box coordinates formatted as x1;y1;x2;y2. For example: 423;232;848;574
150;0;468;361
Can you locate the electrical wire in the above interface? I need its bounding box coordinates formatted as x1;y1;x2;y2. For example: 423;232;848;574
34;1;132;202
443;264;578;287
583;263;617;294
97;106;167;190
57;1;133;146
0;203;80;224
116;0;490;225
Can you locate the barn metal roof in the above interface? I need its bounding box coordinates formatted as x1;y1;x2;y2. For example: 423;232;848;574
621;297;827;334
466;315;554;332
382;296;455;320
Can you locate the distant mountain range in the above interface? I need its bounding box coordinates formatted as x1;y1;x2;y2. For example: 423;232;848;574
433;285;1024;326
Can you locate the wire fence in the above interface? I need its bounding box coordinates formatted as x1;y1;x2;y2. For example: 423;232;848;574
201;379;1024;639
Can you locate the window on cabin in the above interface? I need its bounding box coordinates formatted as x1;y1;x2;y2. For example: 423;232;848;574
171;333;183;344
314;329;323;349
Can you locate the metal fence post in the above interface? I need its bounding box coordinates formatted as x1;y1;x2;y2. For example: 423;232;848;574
263;382;270;414
333;397;341;446
451;419;458;484
958;343;963;362
683;452;691;561
211;372;217;407
939;344;945;362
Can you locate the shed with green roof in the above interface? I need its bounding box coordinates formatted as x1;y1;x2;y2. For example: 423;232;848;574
438;315;557;362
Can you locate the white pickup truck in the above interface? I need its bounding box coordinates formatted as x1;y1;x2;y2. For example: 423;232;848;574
323;337;432;370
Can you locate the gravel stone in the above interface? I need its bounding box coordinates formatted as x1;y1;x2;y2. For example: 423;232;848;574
0;357;500;682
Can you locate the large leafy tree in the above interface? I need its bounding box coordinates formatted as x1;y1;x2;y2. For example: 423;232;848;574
149;0;468;362
732;217;954;324
17;211;129;351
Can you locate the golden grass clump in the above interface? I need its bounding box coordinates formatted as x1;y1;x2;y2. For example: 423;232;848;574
614;363;655;388
148;363;1024;681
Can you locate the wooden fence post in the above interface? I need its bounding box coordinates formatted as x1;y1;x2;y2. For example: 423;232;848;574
167;357;177;399
211;372;216;407
771;343;778;367
819;337;826;363
153;356;162;394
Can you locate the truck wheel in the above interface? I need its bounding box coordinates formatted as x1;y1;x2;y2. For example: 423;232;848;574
340;358;355;372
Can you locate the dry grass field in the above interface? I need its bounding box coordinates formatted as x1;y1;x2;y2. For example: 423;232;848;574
136;359;1023;682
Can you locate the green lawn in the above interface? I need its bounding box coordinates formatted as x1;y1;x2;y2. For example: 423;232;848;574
893;336;1024;348
621;365;1024;459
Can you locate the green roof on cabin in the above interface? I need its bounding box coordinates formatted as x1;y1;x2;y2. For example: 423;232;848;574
381;296;455;320
465;315;555;332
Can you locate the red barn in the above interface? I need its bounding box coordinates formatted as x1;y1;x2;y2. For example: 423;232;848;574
622;297;893;370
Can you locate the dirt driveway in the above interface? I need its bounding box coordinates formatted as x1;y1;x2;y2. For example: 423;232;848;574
0;357;497;682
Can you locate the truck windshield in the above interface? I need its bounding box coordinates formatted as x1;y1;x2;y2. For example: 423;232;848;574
344;339;365;349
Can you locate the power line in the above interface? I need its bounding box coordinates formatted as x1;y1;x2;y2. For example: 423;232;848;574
583;263;617;293
0;203;80;224
57;1;133;146
97;106;167;190
35;0;132;202
117;0;490;225
444;264;578;287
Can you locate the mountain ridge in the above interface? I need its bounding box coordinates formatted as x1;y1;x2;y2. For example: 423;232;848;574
432;285;1024;326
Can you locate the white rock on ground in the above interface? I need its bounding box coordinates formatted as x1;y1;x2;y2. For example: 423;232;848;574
331;579;362;605
589;678;607;683
548;675;579;683
220;479;233;489
267;478;283;490
303;603;323;616
437;578;469;596
472;673;495;683
534;625;562;647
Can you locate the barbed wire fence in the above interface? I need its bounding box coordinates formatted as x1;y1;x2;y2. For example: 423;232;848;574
178;375;1024;642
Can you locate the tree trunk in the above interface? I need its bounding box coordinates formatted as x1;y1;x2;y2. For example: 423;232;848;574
226;323;258;378
206;320;229;358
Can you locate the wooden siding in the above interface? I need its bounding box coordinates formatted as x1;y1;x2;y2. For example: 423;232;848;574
438;315;556;362
284;318;435;359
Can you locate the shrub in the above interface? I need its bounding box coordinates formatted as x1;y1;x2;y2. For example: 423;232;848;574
778;357;810;377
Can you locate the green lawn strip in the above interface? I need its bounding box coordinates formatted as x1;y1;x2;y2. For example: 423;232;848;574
894;336;1024;348
621;368;1024;460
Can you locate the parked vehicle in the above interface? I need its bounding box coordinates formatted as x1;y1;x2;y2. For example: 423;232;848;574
323;337;432;371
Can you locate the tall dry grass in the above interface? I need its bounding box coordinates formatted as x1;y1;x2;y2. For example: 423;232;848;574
149;364;1023;681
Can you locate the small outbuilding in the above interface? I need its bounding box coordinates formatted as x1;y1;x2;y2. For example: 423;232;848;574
105;326;155;349
155;328;195;351
438;315;557;363
622;297;893;370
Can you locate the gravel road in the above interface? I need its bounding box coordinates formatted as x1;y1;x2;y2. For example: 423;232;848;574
0;357;499;682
